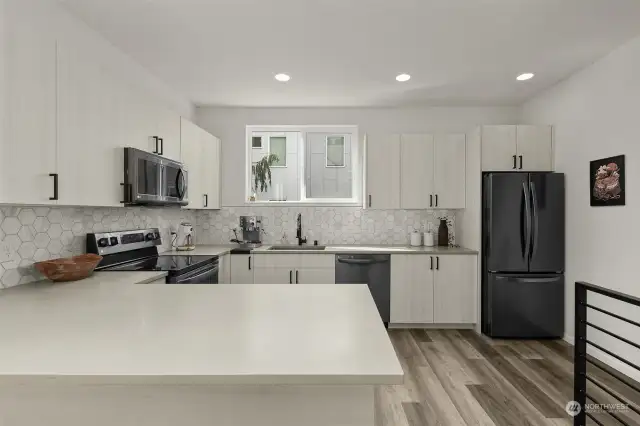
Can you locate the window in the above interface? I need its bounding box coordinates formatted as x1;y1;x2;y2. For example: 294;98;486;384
326;136;345;167
246;126;360;204
251;136;262;148
269;136;287;167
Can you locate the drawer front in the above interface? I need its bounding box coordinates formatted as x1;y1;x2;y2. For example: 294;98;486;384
253;254;299;268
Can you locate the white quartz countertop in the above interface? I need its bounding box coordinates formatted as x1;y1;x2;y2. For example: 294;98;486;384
175;244;478;255
0;283;403;386
252;245;478;255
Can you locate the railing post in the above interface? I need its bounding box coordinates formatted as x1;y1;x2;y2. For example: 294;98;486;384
574;282;587;426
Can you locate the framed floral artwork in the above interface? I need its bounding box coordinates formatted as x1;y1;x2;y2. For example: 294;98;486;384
590;155;625;206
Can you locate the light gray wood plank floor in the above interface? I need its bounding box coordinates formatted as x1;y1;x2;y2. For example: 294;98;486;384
376;329;640;426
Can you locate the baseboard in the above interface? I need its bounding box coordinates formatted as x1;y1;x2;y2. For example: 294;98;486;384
388;323;476;330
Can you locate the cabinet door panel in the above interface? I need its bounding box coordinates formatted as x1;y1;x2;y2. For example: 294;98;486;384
57;43;123;207
481;125;517;171
254;268;294;284
155;106;181;162
434;134;466;209
400;134;434;209
516;125;553;171
366;134;400;209
296;268;335;284
230;254;254;284
434;255;477;324
1;4;57;204
201;133;221;210
390;255;434;323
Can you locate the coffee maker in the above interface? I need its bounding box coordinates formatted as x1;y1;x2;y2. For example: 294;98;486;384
238;216;263;246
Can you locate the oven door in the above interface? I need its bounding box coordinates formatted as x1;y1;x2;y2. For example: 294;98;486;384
161;161;188;206
124;148;163;204
169;264;219;284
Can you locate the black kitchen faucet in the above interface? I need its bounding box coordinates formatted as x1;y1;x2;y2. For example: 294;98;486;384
296;213;307;246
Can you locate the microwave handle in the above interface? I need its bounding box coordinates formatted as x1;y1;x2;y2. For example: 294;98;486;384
176;169;186;199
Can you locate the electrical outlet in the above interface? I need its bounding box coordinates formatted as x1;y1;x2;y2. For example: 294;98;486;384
0;242;12;263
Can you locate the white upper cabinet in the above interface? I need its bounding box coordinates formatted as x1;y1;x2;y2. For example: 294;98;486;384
153;106;181;162
481;125;553;172
399;133;465;209
400;134;434;209
180;118;221;210
365;134;401;209
434;134;466;209
481;125;517;171
516;125;553;171
1;2;57;204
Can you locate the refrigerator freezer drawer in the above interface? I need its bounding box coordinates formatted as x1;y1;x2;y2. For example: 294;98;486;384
486;273;564;338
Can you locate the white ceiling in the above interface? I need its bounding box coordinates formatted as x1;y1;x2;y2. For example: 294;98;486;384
58;0;640;107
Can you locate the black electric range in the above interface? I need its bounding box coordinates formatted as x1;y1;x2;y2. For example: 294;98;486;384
87;228;219;284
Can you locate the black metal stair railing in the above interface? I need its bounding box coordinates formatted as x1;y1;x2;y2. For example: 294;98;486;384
574;281;640;426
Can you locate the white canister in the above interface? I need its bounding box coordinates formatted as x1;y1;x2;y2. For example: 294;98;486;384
424;231;435;247
410;231;422;247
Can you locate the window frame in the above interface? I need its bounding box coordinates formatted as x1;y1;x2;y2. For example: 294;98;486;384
245;125;361;206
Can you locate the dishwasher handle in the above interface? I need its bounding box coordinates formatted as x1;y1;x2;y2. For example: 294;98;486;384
336;256;389;265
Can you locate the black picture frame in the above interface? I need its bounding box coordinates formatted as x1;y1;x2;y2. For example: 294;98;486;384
590;154;625;206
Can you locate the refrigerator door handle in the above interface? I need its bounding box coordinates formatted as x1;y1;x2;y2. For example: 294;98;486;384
530;181;539;261
522;182;532;263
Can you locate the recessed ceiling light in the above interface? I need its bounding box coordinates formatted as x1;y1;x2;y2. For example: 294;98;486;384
275;73;291;82
396;73;411;82
517;73;534;81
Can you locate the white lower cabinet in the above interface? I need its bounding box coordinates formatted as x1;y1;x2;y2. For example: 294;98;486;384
230;254;254;284
434;255;477;324
218;254;231;284
390;255;434;323
252;254;335;284
390;254;477;325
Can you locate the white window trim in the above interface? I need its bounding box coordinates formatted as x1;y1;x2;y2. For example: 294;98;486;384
325;135;347;168
245;125;361;206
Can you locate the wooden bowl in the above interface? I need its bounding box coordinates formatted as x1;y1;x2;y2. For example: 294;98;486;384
35;254;103;282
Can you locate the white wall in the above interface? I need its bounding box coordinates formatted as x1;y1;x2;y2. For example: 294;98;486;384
521;34;640;380
196;107;519;206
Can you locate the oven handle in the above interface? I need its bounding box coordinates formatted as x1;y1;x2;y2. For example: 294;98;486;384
176;265;219;284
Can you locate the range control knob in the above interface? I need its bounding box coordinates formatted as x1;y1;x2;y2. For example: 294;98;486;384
97;238;109;248
146;233;156;241
109;237;119;246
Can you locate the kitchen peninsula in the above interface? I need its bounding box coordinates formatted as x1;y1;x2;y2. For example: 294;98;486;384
0;283;402;426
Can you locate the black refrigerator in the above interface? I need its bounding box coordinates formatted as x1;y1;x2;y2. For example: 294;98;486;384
482;172;565;338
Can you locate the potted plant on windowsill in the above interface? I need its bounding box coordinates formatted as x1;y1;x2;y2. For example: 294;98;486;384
250;153;280;201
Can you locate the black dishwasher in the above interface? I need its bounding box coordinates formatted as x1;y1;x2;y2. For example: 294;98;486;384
335;254;390;325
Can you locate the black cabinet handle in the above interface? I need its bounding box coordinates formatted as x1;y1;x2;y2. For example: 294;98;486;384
435;194;438;207
368;194;372;207
519;155;523;170
204;194;208;208
430;194;433;207
159;138;164;156
49;173;58;200
152;136;159;154
430;256;433;270
512;155;517;169
436;256;440;270
295;270;299;284
248;256;251;270
289;270;293;284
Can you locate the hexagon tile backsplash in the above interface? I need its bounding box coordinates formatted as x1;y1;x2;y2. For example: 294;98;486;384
0;206;194;289
195;207;455;246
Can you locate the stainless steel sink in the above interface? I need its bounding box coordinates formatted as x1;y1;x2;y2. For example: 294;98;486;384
268;245;326;251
